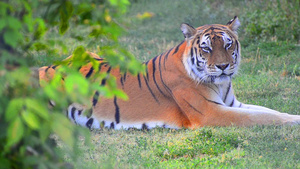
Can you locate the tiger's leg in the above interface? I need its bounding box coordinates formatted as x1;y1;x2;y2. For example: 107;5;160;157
172;87;300;128
202;105;300;127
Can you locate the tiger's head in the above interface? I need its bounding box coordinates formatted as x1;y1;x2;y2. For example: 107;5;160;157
181;16;241;84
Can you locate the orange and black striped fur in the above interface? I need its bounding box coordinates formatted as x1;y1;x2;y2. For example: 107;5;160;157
39;17;300;129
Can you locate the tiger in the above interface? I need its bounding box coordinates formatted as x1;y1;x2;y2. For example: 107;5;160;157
39;16;300;130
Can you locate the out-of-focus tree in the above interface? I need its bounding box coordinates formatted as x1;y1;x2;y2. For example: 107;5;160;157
0;0;144;168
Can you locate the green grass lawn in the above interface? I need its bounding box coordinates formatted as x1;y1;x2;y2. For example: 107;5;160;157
44;0;300;168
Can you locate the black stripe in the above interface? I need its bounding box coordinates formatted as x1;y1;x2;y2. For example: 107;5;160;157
114;97;120;124
92;91;99;106
183;99;203;115
229;99;234;107
86;109;93;118
145;67;149;81
239;103;242;108
110;122;115;129
120;72;127;87
158;54;172;94
49;101;55;107
85;67;94;78
100;67;111;85
106;66;112;73
152;56;167;97
235;40;239;63
98;62;106;72
120;76;124;87
143;61;150;81
45;66;51;72
137;73;142;88
164;48;173;69
190;48;195;64
51;65;57;69
206;99;223;105
123;72;127;82
203;27;223;34
207;85;219;95
164;48;173;60
71;107;76;121
142;123;148;130
144;60;149;67
101;78;107;85
235;40;239;54
227;16;237;25
143;75;160;103
198;93;224;105
224;83;231;103
86;118;94;129
173;41;184;55
94;58;103;61
191;56;195;64
78;110;82;115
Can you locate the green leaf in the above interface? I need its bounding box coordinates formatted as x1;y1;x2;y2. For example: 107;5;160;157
59;21;69;35
114;89;128;100
24;13;33;32
0;18;6;31
65;73;89;95
73;46;86;58
21;110;40;129
6;99;24;122
39;124;51;142
51;113;74;147
0;2;13;17
44;85;60;102
109;0;118;5
3;29;23;48
6;16;22;31
58;1;73;34
33;18;47;40
25;98;49;120
6;117;24;150
32;42;48;51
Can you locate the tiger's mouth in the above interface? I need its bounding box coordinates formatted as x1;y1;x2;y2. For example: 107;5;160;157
207;72;234;84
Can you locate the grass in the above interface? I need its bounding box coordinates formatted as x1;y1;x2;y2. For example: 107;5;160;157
64;126;300;168
37;0;300;168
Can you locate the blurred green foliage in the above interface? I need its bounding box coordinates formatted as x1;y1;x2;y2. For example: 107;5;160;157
243;0;300;43
0;0;143;168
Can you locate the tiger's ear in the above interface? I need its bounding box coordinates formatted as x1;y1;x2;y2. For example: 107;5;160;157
181;23;197;39
226;16;240;33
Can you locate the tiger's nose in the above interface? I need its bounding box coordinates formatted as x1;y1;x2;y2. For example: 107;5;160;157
216;64;229;70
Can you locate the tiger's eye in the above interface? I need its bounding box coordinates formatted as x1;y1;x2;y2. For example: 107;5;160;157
202;47;211;53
